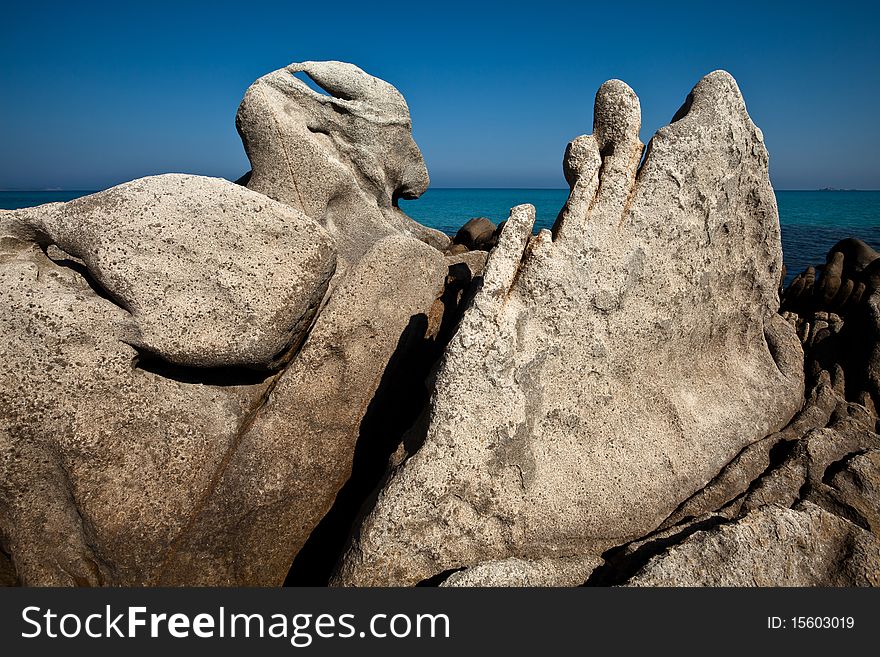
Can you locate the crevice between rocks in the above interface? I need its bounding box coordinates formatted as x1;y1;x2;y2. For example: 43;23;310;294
416;568;465;587
284;262;477;586
131;350;276;387
151;367;286;584
284;313;435;585
42;247;131;313
584;516;728;586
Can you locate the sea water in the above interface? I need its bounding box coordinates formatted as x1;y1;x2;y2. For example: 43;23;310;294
2;189;877;285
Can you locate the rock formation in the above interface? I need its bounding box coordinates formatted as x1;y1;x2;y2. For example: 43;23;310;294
0;173;453;583
152;235;449;584
4;175;336;368
447;217;500;254
236;60;449;269
334;72;806;586
783;238;878;315
625;503;880;586
587;253;880;587
2;60;877;588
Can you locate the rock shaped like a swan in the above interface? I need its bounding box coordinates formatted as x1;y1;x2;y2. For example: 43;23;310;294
334;71;806;586
236;60;449;269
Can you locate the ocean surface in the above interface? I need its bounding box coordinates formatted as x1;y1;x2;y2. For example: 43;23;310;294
2;189;877;286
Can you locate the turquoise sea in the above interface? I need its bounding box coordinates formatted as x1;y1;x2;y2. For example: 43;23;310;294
2;189;877;285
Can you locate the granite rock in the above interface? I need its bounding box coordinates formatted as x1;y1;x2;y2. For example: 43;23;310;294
4;174;336;368
626;503;880;586
452;217;497;251
237;60;448;269
152;235;448;584
821;449;880;537
0;233;259;585
783;238;878;314
0;195;446;586
440;556;601;587
335;71;805;586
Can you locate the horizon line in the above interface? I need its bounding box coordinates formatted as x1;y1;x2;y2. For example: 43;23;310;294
2;187;879;193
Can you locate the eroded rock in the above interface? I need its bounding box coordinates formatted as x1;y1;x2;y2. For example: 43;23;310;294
152;235;449;584
659;370;840;529
820;449;880;537
626;503;880;586
440;556;602;587
0;234;261;585
783;238;878;315
0;191;447;586
4;174;336;369
334;71;805;586
237;60;449;269
450;217;497;252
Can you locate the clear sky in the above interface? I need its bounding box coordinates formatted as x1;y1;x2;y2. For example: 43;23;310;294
2;1;878;190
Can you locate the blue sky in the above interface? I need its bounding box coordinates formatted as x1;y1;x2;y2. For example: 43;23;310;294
2;1;878;190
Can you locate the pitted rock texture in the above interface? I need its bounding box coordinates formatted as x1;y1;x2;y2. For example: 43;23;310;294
153;235;448;585
4;174;336;368
625;503;880;586
334;71;805;586
440;556;602;587
237;60;449;268
0;233;260;585
0;199;447;586
594;243;880;588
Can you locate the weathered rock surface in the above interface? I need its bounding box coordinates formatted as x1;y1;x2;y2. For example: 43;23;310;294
589;405;880;587
605;244;880;588
152;235;448;585
735;420;880;517
821;449;880;537
0;232;258;585
0;193;448;585
440;555;602;587
334;71;805;586
783;291;880;417
659;370;840;530
626;503;880;586
4;59;876;589
237;60;449;268
4;174;336;368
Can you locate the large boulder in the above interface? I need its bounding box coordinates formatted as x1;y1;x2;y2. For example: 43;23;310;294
236;60;449;268
334;71;805;586
4;174;336;368
451;217;498;251
0;175;449;585
152;235;449;585
0;227;259;585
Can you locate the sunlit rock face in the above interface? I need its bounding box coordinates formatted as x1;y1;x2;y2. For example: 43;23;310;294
0;175;447;586
334;71;806;587
236;60;449;270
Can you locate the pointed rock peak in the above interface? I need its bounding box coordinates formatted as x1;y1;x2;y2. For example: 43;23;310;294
671;69;748;125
